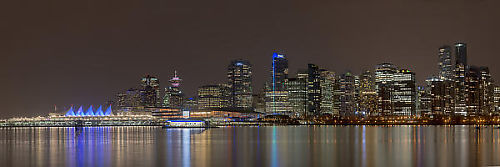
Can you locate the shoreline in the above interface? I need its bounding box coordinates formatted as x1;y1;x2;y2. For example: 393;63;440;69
2;123;500;128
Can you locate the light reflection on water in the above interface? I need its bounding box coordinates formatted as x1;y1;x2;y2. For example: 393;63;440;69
1;126;500;167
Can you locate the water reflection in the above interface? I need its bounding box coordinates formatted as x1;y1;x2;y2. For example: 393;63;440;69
2;126;500;167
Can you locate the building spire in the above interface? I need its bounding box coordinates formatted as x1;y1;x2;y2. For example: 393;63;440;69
170;70;182;87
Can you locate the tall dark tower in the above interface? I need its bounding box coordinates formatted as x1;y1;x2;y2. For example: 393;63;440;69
307;64;321;115
227;59;253;109
272;53;288;91
455;43;467;67
454;42;467;115
438;45;453;80
265;53;290;115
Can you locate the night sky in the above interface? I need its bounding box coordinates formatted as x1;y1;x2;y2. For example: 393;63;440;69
1;0;500;118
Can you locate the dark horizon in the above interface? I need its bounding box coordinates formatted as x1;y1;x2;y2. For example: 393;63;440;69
2;0;500;118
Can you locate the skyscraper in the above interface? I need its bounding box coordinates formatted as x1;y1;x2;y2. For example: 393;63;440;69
466;66;481;115
163;71;183;109
272;53;288;91
427;77;455;116
266;53;290;115
197;84;230;109
417;86;432;116
392;69;416;116
307;64;321;115
454;42;467;115
468;66;494;115
438;45;453;80
494;86;500;113
116;88;141;108
375;63;398;115
359;70;378;116
320;70;335;115
140;75;160;107
287;71;308;117
227;59;253;109
338;72;357;116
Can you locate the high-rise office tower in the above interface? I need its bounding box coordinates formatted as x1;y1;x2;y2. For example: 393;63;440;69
265;53;290;114
469;66;494;115
227;59;253;109
338;72;357;116
392;69;416;116
271;53;288;91
359;70;378;116
163;71;183;109
307;64;321;115
494;86;500;113
375;63;398;115
417;86;432;116
197;84;230;109
427;77;455;115
116;88;141;108
466;66;481;115
438;46;453;81
140;75;160;107
287;71;308;117
320;70;335;115
454;42;467;115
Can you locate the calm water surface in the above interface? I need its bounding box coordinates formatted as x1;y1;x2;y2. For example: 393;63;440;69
1;126;500;167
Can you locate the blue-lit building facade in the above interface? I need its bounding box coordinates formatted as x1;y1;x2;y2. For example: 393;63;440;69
64;105;113;117
265;53;291;115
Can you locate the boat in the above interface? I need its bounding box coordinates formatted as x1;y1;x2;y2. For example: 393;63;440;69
163;120;218;128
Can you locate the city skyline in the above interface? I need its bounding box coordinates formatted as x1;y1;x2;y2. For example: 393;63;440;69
57;41;498;118
2;41;500;118
2;0;500;119
4;1;500;166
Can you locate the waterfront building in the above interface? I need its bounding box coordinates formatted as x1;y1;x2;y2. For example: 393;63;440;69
271;53;288;91
338;72;357;116
438;45;453;81
227;59;253;109
417;86;432;116
478;67;494;115
427;77;455;115
163;71;183;109
375;63;398;115
495;86;500;113
320;70;336;115
197;84;230;109
64;105;113;117
152;108;260;120
359;70;378;116
116;88;141;107
454;42;467;115
354;75;361;114
287;71;308;117
392;69;416;116
265;90;291;115
466;66;494;115
307;64;321;115
140;75;160;107
265;53;290;115
183;97;198;111
466;66;481;115
252;89;266;113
